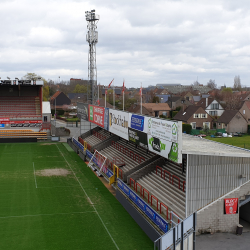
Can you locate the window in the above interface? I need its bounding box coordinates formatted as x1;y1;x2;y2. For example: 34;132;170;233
211;103;219;109
191;123;196;129
203;122;210;129
162;112;167;116
194;114;199;118
201;114;207;118
243;110;245;114
209;111;217;116
43;116;47;122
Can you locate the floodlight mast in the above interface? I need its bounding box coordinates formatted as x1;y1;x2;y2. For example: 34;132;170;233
85;9;99;104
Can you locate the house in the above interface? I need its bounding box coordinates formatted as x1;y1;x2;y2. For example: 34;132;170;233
167;96;193;110
127;103;171;117
68;93;87;105
50;91;71;108
239;101;250;124
174;105;213;130
217;110;247;133
98;98;113;108
196;97;224;117
101;88;122;97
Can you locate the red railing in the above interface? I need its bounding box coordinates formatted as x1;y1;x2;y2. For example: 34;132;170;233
136;183;142;196
130;178;135;189
143;189;150;203
151;195;158;211
93;131;107;141
156;166;185;192
111;141;145;164
160;202;169;220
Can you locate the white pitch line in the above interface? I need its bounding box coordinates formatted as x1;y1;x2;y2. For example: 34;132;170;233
56;144;119;250
32;162;37;188
0;211;96;219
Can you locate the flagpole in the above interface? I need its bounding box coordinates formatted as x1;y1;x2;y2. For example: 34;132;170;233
123;91;124;111
105;90;106;107
98;84;99;106
123;79;125;111
140;83;142;115
113;84;115;109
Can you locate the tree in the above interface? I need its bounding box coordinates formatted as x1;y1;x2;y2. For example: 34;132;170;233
73;84;88;93
207;79;217;89
152;96;160;103
233;75;241;90
23;72;42;80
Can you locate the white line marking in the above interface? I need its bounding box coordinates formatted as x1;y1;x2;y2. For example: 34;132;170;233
32;162;37;188
0;211;96;219
56;144;119;250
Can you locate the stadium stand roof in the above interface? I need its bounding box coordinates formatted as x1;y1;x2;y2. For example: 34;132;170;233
182;133;250;157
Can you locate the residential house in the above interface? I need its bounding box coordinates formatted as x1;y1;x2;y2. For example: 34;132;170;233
50;91;71;109
68;93;87;105
127;103;171;117
174;106;213;130
217;110;247;133
167;96;193;110
239;101;250;124
196;97;224;117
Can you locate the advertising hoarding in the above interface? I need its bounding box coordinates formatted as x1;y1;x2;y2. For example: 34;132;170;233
225;198;238;214
104;108;109;131
89;105;105;128
109;109;129;140
128;128;148;149
129;114;146;132
77;103;89;121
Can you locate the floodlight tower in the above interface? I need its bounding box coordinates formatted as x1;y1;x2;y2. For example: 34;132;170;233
85;9;99;104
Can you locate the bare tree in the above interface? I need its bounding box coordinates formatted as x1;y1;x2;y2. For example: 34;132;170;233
233;75;242;91
207;79;217;89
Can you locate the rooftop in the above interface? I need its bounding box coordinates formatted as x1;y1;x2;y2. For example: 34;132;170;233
182;134;250;158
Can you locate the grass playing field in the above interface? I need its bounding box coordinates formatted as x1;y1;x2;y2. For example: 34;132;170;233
0;142;153;250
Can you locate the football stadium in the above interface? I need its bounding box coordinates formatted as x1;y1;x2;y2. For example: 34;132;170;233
1;80;250;250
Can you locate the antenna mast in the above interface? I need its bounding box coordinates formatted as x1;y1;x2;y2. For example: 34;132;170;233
85;9;99;104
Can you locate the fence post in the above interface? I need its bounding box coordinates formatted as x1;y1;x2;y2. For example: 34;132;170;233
181;221;184;250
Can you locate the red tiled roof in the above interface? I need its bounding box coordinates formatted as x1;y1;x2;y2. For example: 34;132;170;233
50;91;61;102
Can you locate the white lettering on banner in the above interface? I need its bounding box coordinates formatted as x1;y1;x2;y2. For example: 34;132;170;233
110;113;128;128
145;206;154;217
94;114;103;125
94;107;103;114
137;199;145;208
130;192;136;200
156;216;165;227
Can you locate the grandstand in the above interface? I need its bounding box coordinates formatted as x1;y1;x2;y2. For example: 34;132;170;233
0;79;50;141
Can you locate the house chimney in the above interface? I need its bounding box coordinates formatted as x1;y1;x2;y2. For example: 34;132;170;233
206;98;208;107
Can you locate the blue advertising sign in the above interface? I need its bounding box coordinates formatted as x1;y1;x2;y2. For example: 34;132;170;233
117;178;168;233
104;108;109;131
130;114;144;131
0;124;5;128
106;169;113;178
73;138;84;151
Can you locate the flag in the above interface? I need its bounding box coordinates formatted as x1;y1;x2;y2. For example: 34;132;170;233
122;80;125;93
105;89;107;95
108;79;114;88
139;84;142;97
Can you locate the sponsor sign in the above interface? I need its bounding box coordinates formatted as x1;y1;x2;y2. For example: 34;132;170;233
89;105;105;128
104;108;109;131
148;117;178;143
77;103;89;121
130;114;145;132
73;138;84;152
117;178;168;233
109;109;129;140
0;120;42;124
0;124;5;128
225;198;238;214
0;118;9;122
128;128;148;149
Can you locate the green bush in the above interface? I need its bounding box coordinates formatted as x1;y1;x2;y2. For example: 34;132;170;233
183;124;192;134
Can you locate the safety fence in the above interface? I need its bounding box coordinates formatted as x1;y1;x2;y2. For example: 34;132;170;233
156;166;186;192
111;141;145;164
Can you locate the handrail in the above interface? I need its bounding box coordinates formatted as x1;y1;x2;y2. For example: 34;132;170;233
172;175;181;189
130;178;135;189
156;166;162;177
136;182;142;196
151;195;158;211
183;181;186;192
143;189;150;203
160;203;169;220
163;170;171;183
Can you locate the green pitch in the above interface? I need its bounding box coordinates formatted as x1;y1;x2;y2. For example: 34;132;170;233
0;142;152;250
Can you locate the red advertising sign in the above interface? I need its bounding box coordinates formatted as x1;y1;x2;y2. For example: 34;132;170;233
225;198;238;214
0;118;10;122
88;105;105;127
0;120;42;124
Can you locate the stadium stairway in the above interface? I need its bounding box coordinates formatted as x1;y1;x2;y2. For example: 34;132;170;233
0;130;47;139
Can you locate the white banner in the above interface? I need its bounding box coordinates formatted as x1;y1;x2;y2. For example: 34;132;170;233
109;109;129;140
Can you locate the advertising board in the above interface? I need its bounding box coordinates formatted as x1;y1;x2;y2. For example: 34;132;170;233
109;109;129;140
104;108;109;131
89;105;105;128
77;103;89;121
147;117;182;163
128;128;148;149
129;114;147;132
224;198;238;214
118;178;168;233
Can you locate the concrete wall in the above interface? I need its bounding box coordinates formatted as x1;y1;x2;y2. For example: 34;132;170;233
197;180;250;233
227;114;247;133
240;202;250;223
51;124;70;136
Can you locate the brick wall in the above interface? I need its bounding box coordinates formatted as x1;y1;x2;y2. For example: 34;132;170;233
197;180;250;233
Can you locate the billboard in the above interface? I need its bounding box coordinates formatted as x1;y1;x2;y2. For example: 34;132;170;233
89;105;105;128
77;103;89;121
128;128;148;149
104;108;109;131
225;198;238;214
147;117;182;163
129;114;147;132
109;109;129;140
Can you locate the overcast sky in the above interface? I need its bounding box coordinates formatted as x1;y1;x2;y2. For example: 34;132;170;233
1;0;250;88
